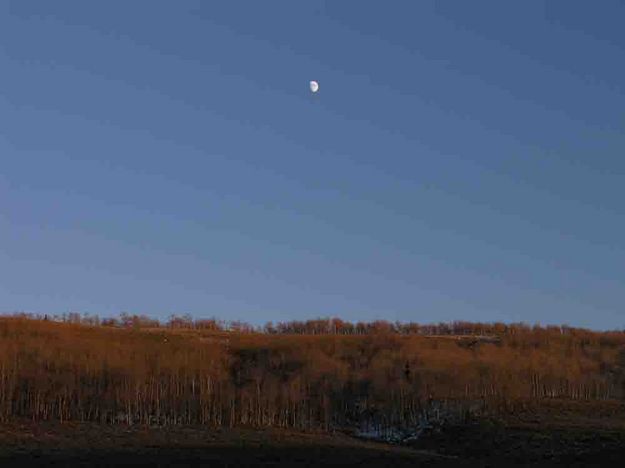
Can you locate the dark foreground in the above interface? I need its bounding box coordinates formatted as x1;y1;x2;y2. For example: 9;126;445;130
2;402;625;467
1;423;444;468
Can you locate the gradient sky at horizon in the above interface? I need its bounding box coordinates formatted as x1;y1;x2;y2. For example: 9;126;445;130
1;1;624;329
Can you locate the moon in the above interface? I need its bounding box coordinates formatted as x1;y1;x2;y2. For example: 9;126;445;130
309;80;319;93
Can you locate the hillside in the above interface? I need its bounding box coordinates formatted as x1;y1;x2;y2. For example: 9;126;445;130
1;315;624;429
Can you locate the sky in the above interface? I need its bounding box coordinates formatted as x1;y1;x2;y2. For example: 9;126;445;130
1;1;624;330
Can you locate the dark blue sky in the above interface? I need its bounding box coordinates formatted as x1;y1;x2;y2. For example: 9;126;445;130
1;1;624;329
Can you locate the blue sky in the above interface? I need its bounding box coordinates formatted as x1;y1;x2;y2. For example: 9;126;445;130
1;1;624;329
